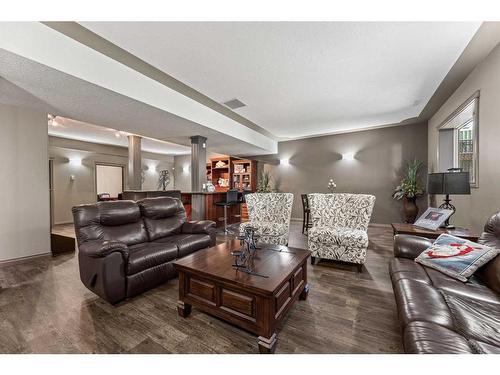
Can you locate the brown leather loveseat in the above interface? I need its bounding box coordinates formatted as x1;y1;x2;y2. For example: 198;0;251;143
389;212;500;353
72;197;216;304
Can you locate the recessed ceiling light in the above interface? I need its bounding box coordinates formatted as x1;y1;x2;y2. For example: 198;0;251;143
115;131;121;138
222;98;246;110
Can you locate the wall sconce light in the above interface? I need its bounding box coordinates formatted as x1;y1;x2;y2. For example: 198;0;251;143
69;158;82;166
280;158;290;166
182;165;189;173
69;174;76;182
342;153;355;161
147;164;156;173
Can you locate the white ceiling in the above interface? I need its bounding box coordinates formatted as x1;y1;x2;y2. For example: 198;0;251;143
48;116;190;155
82;22;481;139
0;22;277;156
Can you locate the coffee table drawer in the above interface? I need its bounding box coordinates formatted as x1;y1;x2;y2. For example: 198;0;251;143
187;277;216;305
221;288;256;321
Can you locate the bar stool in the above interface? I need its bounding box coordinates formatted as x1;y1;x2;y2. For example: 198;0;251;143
301;194;312;234
215;189;240;234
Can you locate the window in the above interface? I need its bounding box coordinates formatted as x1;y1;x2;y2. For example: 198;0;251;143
438;92;479;187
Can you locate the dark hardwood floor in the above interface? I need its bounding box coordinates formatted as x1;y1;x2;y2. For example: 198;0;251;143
0;222;402;353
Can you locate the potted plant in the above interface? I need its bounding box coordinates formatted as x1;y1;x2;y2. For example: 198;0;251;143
392;159;425;223
257;169;274;193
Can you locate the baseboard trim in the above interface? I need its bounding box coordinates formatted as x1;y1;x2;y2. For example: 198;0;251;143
0;252;52;268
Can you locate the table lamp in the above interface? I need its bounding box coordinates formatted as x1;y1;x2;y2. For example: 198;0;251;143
427;169;470;228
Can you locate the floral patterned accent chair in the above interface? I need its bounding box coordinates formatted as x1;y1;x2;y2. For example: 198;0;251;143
308;193;376;272
240;193;294;245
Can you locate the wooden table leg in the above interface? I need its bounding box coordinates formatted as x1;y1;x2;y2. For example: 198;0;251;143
177;301;191;318
299;283;309;301
258;333;277;354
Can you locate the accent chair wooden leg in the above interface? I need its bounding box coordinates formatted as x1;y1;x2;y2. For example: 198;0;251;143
310;256;316;265
356;264;363;273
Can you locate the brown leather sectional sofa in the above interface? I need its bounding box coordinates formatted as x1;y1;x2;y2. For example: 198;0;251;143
390;212;500;353
72;197;216;304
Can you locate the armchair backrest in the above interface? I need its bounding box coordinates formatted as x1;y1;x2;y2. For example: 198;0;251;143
308;193;376;231
245;193;294;224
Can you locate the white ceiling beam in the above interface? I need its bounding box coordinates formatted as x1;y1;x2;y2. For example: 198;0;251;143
0;22;278;154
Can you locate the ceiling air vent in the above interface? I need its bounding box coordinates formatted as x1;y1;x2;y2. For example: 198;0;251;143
223;98;246;110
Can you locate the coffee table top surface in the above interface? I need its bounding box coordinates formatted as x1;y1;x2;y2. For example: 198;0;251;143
173;239;310;295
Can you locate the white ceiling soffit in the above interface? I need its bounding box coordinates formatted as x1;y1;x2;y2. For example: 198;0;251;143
81;22;481;139
0;22;277;155
48;116;191;156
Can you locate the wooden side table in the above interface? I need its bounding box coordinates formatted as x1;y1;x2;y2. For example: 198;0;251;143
391;223;479;242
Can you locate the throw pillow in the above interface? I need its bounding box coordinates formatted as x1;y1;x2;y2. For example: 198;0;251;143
415;234;499;282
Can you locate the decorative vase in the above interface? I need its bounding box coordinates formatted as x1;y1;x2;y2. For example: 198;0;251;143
403;196;419;224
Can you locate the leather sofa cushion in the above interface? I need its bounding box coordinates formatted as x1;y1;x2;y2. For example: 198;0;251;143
102;221;148;246
426;268;500;305
392;278;454;328
403;321;474;354
126;262;177;298
138;197;184;219
477;255;500;294
127;242;178;275
469;340;500;354
138;197;186;240
444;293;500;349
154;234;211;258
389;258;431;285
143;217;185;241
99;201;141;226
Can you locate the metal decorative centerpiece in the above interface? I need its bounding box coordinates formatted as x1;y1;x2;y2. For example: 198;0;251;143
231;226;268;278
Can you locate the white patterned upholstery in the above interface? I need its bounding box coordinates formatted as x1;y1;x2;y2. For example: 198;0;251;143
307;193;375;265
239;193;294;245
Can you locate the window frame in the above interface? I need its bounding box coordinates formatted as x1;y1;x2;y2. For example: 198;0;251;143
437;90;479;188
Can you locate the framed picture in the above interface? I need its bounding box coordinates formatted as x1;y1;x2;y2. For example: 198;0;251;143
414;207;454;231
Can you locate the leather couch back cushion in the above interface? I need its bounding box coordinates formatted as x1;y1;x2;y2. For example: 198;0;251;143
102;221;148;246
138;197;184;219
99;201;141;226
72;204;103;243
143;215;185;241
478;256;500;294
138;197;186;240
478;211;500;293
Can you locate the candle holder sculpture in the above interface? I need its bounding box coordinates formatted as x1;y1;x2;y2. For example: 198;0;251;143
231;226;268;278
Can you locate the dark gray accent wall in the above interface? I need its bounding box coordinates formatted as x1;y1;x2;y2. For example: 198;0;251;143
255;122;429;223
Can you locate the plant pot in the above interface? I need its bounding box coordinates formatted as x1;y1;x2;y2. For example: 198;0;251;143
403;196;419;224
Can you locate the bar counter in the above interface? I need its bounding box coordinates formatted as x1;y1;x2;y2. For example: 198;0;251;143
181;191;248;226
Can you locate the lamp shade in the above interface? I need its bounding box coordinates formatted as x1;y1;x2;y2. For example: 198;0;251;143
427;172;471;195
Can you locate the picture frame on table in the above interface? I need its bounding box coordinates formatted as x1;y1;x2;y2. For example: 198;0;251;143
414;207;454;231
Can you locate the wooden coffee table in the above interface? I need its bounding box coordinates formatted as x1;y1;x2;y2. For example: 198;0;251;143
173;239;311;353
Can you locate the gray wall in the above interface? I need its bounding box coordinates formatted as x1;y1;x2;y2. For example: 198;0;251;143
428;43;500;234
0;104;51;261
255;122;429;223
50;137;174;224
174;154;192;192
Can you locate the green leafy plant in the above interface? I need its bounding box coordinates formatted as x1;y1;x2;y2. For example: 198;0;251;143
392;159;425;200
257;169;274;193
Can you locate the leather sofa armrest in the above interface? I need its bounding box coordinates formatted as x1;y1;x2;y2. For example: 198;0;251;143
393;234;433;260
181;220;216;235
79;240;129;259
